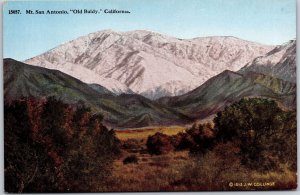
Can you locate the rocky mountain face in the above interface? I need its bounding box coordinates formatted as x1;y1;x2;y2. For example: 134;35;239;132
239;40;296;83
25;29;274;99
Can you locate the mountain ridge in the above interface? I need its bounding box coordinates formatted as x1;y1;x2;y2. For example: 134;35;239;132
158;69;296;118
4;58;194;128
239;40;296;83
4;58;295;128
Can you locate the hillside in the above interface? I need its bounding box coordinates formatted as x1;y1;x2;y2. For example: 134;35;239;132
239;40;296;83
4;59;192;128
158;70;296;118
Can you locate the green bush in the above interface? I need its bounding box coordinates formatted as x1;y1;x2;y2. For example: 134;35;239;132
213;98;296;172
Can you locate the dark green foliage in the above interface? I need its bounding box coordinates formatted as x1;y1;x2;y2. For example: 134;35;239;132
4;97;120;192
276;111;297;171
123;155;139;164
214;98;296;172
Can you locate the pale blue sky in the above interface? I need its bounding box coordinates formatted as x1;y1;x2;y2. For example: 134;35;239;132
4;0;296;61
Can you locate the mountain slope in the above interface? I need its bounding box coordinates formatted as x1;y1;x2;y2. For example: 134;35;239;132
158;70;296;118
4;58;110;101
239;40;296;83
88;83;115;96
25;30;274;99
4;59;192;128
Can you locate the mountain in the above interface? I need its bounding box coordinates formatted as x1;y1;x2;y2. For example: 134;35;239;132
4;58;110;102
158;70;296;119
4;59;193;128
24;29;274;99
25;56;133;95
88;83;115;96
239;40;296;83
4;58;296;128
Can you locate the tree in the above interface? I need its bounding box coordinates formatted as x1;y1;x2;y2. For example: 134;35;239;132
214;98;296;171
4;97;120;192
4;98;57;192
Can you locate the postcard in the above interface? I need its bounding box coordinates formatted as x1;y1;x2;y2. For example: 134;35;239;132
3;0;297;192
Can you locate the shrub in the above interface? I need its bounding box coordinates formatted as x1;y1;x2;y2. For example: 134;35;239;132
214;98;296;172
123;155;139;164
169;133;184;149
4;98;57;192
176;142;242;190
122;139;143;153
4;97;120;192
146;133;174;155
177;123;215;154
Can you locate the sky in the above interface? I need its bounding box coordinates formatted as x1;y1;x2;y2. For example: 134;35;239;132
3;0;296;61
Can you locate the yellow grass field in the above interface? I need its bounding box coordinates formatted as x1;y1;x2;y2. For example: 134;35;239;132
115;125;187;140
102;151;191;192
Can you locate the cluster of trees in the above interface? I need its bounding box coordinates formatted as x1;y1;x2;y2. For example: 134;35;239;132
147;98;296;172
5;97;120;192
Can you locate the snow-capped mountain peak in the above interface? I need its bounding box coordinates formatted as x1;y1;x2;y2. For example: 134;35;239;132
25;29;274;99
239;40;296;83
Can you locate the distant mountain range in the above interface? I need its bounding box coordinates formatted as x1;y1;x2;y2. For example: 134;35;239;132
4;52;296;128
24;29;274;99
5;30;296;128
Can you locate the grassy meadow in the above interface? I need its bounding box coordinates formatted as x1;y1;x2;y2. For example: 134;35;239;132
104;126;297;191
115;125;187;140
